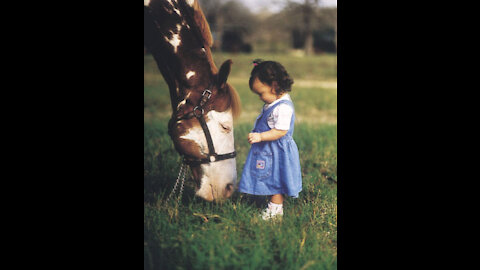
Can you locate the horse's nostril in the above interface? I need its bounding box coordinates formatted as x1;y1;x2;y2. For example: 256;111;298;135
226;183;234;192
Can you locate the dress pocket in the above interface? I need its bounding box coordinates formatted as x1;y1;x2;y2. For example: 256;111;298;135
250;150;273;180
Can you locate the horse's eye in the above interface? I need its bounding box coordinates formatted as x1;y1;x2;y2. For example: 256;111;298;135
220;123;231;133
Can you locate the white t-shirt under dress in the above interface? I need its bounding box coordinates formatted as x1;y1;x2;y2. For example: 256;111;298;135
263;93;294;130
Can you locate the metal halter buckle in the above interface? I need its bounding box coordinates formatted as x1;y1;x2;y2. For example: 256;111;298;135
202;89;212;99
193;106;204;117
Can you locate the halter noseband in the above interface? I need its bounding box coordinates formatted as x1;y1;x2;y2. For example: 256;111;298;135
173;87;237;166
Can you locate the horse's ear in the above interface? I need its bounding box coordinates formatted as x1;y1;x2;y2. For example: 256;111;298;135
217;59;232;90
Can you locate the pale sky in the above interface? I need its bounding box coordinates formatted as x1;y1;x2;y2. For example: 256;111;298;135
241;0;337;14
144;1;337;14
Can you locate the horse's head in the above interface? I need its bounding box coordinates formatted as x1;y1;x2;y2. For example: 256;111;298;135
145;0;241;201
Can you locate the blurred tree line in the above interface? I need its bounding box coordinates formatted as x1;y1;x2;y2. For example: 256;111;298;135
199;0;337;55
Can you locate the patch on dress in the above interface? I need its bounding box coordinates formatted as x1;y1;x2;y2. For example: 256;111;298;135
256;160;265;169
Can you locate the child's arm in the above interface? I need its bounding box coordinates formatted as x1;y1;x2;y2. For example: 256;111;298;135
248;129;288;144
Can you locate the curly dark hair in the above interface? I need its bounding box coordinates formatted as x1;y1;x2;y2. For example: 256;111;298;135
249;59;294;95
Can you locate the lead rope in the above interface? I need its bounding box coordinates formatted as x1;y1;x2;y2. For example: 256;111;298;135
165;163;188;205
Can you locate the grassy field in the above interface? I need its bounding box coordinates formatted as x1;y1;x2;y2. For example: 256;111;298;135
144;52;337;270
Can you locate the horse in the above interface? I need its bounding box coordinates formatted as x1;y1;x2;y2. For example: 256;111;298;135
144;0;241;202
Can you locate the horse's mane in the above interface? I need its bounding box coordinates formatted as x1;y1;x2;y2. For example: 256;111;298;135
191;0;213;48
190;0;241;119
225;83;241;119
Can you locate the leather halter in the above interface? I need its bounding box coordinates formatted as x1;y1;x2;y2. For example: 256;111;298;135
172;87;237;166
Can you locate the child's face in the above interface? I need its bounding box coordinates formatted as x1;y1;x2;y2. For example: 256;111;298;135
251;77;278;104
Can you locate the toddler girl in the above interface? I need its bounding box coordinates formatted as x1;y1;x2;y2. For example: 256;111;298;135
239;59;302;220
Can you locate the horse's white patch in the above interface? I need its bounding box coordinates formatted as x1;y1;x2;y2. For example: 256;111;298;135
176;92;191;110
144;0;151;6
181;20;190;29
173;7;181;16
180;109;236;201
165;33;181;53
164;0;180;15
179;109;235;159
180;125;208;155
164;24;182;53
205;110;235;154
196;158;236;201
186;0;195;6
186;71;195;79
177;99;186;110
201;48;206;53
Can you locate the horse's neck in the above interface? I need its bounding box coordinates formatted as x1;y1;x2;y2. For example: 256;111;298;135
150;53;181;112
144;0;219;113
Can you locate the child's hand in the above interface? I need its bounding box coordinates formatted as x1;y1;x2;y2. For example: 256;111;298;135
248;132;262;144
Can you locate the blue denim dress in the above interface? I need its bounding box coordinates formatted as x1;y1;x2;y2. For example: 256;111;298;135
239;100;302;198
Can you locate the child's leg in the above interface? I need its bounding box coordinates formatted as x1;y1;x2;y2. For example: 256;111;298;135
271;194;284;204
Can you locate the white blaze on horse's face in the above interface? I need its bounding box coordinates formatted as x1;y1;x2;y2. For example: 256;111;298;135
186;0;195;7
180;109;236;201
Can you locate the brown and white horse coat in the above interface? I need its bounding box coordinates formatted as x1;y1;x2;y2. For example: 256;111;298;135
144;0;241;201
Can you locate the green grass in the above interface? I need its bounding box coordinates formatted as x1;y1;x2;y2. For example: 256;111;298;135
144;52;337;270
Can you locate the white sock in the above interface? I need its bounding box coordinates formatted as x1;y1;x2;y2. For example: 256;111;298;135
268;202;283;212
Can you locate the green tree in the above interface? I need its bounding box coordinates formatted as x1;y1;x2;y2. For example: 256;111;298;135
199;0;256;51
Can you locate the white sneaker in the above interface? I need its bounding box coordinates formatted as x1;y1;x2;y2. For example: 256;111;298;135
260;202;283;220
